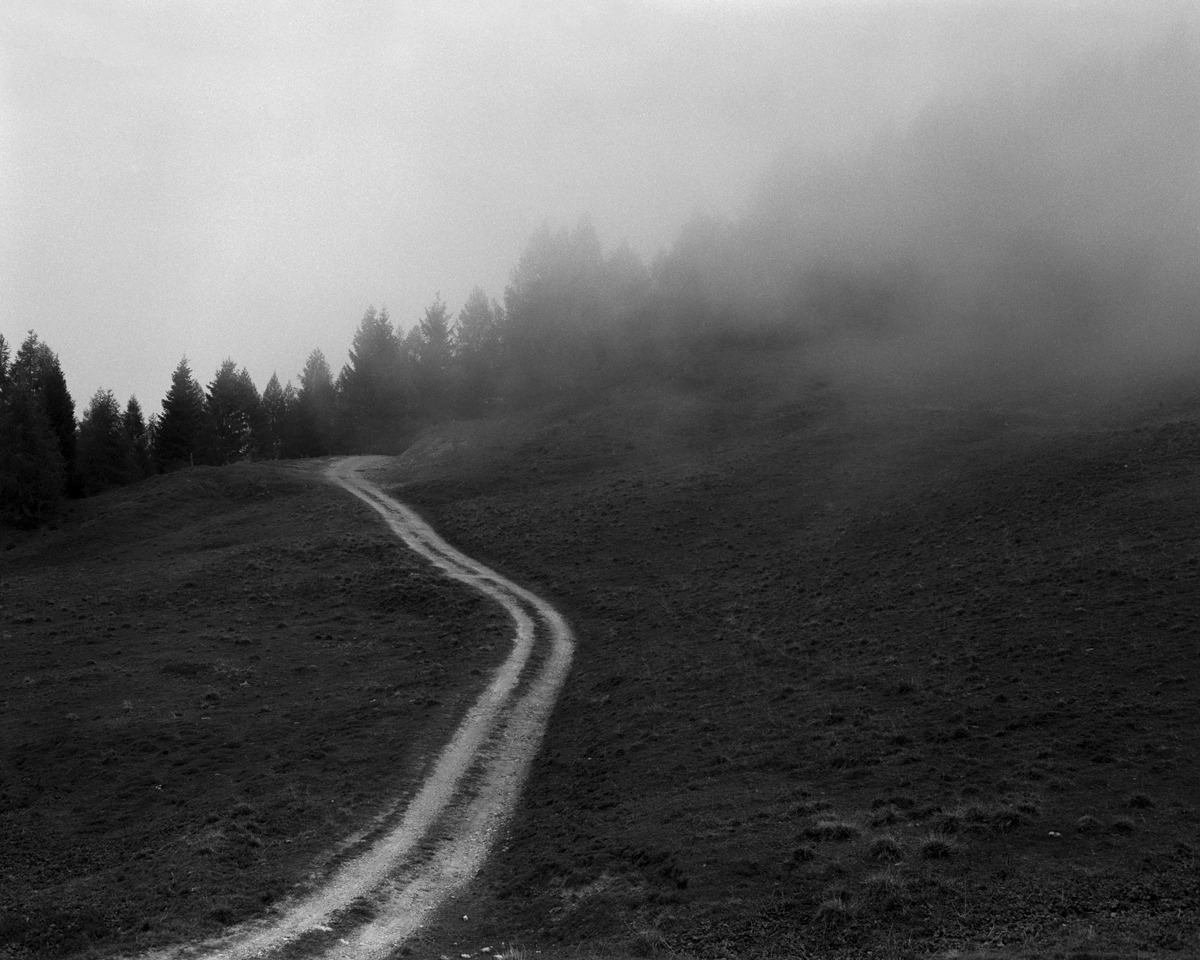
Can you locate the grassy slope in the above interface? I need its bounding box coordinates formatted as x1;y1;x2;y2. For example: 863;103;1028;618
383;353;1200;959
0;462;508;959
1;353;1197;960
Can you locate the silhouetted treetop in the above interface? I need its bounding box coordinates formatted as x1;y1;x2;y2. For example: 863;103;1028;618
156;358;209;471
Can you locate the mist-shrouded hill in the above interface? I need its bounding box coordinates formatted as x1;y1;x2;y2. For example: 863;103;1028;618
388;348;1200;959
654;8;1200;395
4;4;1200;959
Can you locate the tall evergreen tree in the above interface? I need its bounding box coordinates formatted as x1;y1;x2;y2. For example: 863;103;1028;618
503;217;606;396
279;381;300;456
155;358;209;470
0;335;65;524
452;287;504;416
206;360;263;464
77;389;134;495
260;373;294;459
0;333;10;404
339;306;409;451
10;332;77;482
123;396;153;479
295;350;337;456
145;413;161;463
414;296;453;415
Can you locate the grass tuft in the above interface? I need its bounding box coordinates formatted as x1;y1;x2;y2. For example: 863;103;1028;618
868;835;904;862
863;869;909;910
920;833;957;859
814;891;856;926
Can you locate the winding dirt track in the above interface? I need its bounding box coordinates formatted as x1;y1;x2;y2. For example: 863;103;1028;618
131;456;574;960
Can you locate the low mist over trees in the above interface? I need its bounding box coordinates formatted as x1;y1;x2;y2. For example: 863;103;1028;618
4;29;1198;526
339;308;408;453
295;350;338;458
452;288;504;416
413;297;453;416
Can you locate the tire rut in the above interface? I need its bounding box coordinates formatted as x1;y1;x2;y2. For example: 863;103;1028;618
123;456;574;960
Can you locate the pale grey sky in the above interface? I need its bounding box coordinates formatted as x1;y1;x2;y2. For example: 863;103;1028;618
1;0;1189;411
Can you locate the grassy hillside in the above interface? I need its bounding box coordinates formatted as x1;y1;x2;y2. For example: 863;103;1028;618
0;464;508;958
386;352;1200;959
2;349;1198;960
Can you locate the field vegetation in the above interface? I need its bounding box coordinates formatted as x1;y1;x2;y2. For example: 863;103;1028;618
4;350;1197;959
2;19;1199;960
385;356;1200;959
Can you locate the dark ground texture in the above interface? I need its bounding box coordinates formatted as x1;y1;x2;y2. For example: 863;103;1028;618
0;464;507;958
387;354;1200;960
2;350;1199;960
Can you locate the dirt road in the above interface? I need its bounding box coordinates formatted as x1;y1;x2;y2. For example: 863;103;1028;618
131;456;574;960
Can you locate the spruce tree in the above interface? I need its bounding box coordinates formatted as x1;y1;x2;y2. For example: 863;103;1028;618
11;333;76;482
0;333;10;404
155;358;209;470
123;397;154;479
77;389;134;495
206;360;263;464
453;287;503;415
339;307;408;451
295;350;337;456
0;384;65;525
414;296;453;416
261;373;291;459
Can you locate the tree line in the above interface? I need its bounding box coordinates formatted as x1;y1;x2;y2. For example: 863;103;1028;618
0;288;507;525
2;213;900;527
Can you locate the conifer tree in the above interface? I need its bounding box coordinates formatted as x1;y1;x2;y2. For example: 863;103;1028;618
503;218;606;397
77;389;134;495
453;287;503;415
0;337;65;524
10;332;76;482
123;397;154;479
339;307;408;451
0;333;10;404
414;296;453;415
155;358;209;470
295;349;337;456
261;373;295;459
206;360;263;464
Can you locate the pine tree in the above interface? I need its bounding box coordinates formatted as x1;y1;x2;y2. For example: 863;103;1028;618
0;381;65;525
261;373;293;459
77;389;134;495
453;287;503;415
295;350;337;456
339;307;409;451
206;360;263;464
10;332;77;482
503;218;606;397
155;358;209;471
414;296;453;415
123;397;154;479
0;333;10;404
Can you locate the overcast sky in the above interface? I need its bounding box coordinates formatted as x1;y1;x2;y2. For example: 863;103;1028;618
1;0;1190;411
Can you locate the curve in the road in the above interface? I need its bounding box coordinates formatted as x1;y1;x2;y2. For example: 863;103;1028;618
129;456;574;960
